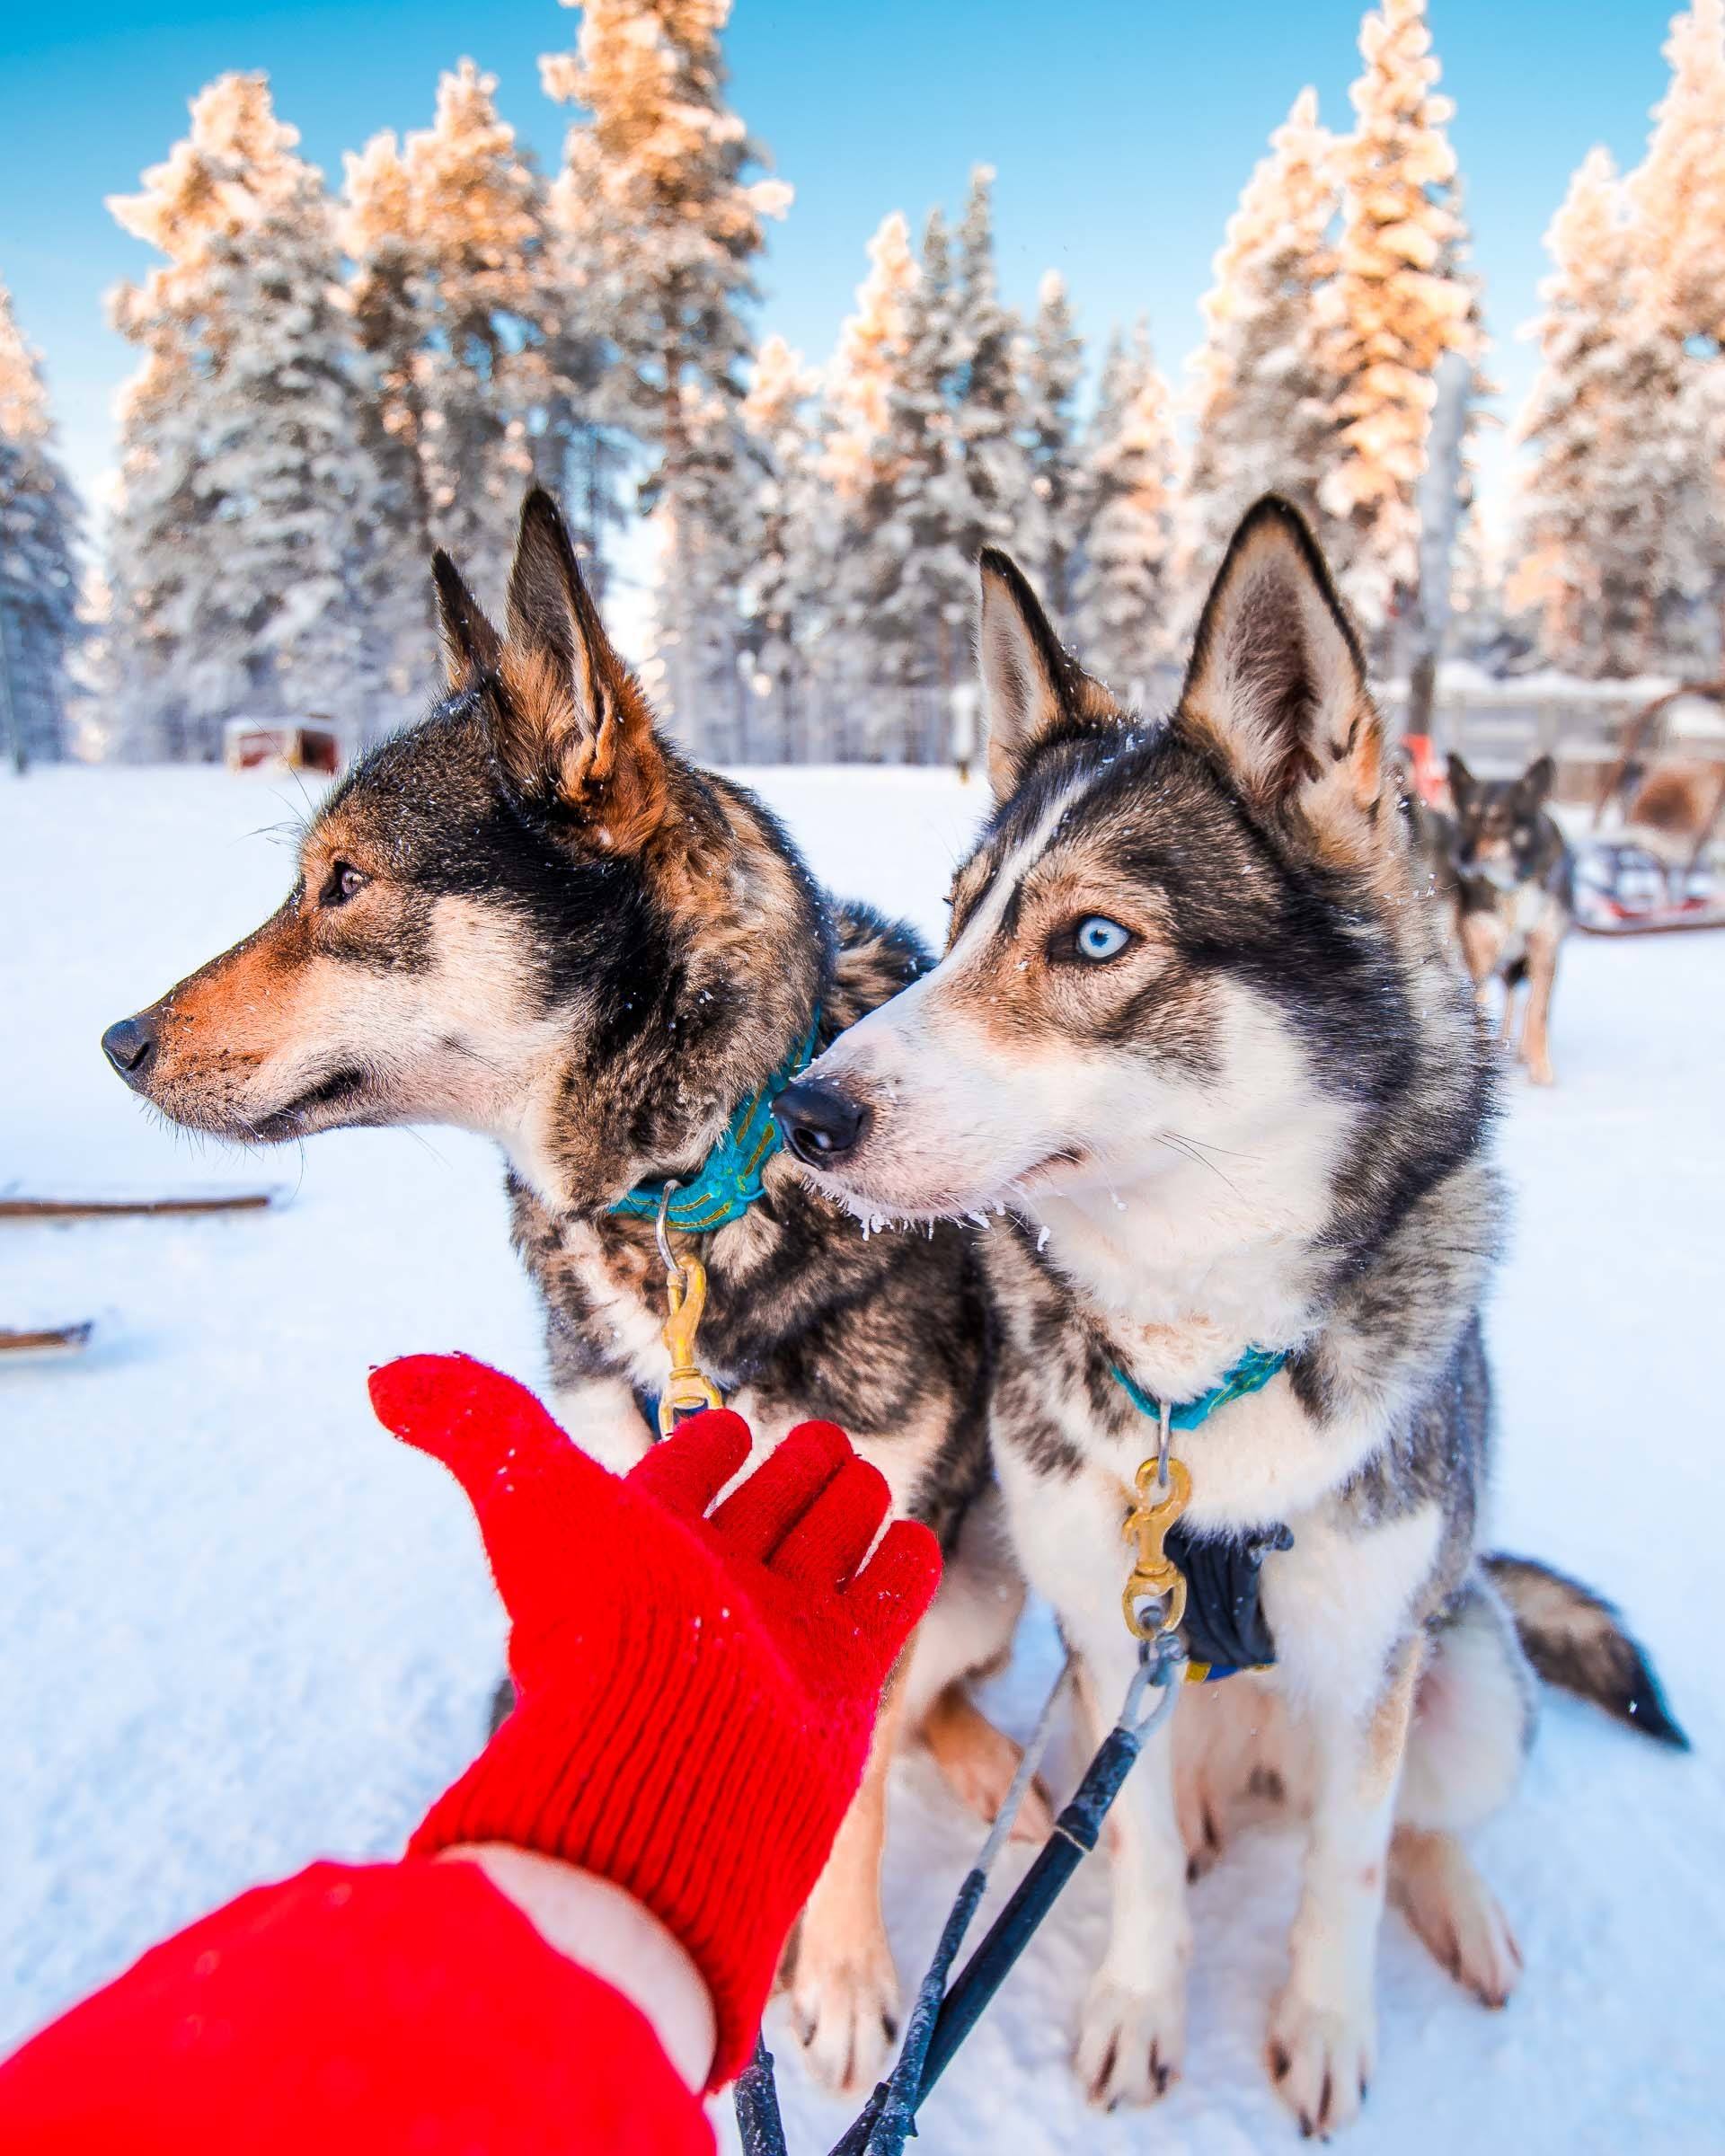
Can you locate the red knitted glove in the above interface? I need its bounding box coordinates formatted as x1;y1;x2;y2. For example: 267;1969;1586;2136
367;1354;941;2088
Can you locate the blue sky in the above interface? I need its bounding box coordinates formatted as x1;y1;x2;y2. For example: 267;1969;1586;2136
0;0;1685;538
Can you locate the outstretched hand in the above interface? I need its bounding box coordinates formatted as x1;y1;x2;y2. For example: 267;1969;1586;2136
367;1354;942;2085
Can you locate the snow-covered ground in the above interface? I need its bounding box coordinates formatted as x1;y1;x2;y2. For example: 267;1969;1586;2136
2;764;1720;2152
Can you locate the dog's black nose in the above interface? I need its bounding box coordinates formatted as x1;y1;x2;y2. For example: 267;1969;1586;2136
774;1078;870;1165
101;1014;156;1082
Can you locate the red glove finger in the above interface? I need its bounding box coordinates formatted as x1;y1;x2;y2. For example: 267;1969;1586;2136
846;1517;944;1672
624;1409;752;1517
368;1354;573;1490
770;1453;892;1588
368;1354;606;1626
708;1420;850;1562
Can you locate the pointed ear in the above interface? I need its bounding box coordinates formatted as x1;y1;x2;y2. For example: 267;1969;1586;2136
1177;497;1386;861
1520;753;1556;807
491;489;668;852
432;552;501;690
978;548;1114;799
1446;754;1476;812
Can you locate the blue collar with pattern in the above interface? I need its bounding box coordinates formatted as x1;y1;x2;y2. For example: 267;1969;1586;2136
1109;1342;1288;1431
608;1005;823;1235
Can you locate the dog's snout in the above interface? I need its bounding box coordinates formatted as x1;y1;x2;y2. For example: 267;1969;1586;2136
774;1078;870;1166
101;1013;157;1083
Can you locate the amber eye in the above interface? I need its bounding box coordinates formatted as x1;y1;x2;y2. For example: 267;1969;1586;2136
321;861;368;907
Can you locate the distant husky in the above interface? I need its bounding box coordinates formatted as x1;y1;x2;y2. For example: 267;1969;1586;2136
774;499;1683;2134
1438;753;1574;1085
100;488;1032;2097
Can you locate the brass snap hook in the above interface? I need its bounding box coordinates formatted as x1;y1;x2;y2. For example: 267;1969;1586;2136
1122;1454;1192;1641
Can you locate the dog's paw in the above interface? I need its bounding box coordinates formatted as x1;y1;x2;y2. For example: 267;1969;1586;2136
1074;1972;1185;2108
1391;1830;1523;2010
786;1931;901;2099
922;1691;1054;1842
1265;1988;1376;2139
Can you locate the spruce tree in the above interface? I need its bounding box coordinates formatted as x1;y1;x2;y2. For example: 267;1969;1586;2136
109;75;384;757
816;210;920;754
739;332;819;758
541;0;792;751
821;211;917;500
1071;323;1177;702
345;62;547;614
1631;0;1725;349
0;278;84;767
1629;0;1725;655
871;172;1032;748
1317;0;1473;648
1022;270;1085;627
1181;87;1337;610
1512;148;1712;677
864;207;961;726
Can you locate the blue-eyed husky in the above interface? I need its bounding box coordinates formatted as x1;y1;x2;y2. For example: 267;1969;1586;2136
775;499;1683;2134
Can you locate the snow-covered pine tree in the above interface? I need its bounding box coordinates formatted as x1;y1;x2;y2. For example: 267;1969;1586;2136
109;74;385;758
948;171;1036;598
1317;0;1473;650
869;170;1033;755
1629;0;1725;658
339;131;443;711
1022;270;1085;628
1511;147;1712;677
1070;323;1177;703
1632;0;1725;350
739;332;819;759
1181;87;1337;613
0;278;84;767
848;205;960;747
347;61;546;616
814;210;920;755
541;0;792;752
821;210;917;500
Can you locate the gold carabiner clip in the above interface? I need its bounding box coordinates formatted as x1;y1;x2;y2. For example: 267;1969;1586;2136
659;1255;725;1434
1121;1454;1192;1642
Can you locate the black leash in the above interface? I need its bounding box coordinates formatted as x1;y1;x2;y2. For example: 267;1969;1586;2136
733;1633;1185;2156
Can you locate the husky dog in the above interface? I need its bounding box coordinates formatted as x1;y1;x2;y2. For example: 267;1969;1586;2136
774;500;1683;2133
99;489;1035;2097
1442;753;1574;1085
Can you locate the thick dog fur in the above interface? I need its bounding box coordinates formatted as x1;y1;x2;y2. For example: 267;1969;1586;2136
1438;754;1575;1085
102;488;1037;2099
780;501;1683;2133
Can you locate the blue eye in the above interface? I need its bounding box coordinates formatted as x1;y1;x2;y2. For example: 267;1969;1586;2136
1075;916;1130;961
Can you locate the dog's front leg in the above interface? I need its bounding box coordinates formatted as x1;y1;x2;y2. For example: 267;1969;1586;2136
1068;1635;1190;2107
784;1656;907;2097
549;1372;657;1473
1267;1637;1422;2137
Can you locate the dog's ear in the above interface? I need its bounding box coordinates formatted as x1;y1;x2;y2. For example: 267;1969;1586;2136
1176;497;1386;862
490;488;668;852
1447;754;1476;813
433;552;502;691
1519;753;1556;808
978;549;1115;799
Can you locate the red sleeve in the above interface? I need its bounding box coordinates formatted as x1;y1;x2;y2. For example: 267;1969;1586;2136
0;1859;715;2156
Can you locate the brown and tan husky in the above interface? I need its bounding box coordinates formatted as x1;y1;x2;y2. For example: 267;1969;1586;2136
99;488;1038;2098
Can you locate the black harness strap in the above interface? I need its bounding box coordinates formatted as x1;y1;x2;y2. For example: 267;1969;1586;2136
1167;1520;1294;1674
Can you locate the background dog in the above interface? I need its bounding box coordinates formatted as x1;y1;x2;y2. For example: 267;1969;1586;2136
775;499;1682;2134
99;488;1034;2099
1442;753;1574;1085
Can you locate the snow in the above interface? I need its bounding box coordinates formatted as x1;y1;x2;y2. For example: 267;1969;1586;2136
3;762;1721;2152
